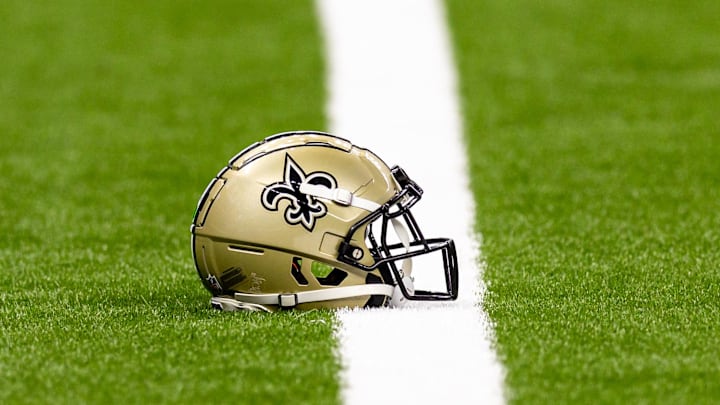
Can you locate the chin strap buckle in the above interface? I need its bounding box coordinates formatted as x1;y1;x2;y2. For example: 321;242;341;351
333;188;353;206
278;293;299;308
299;183;381;212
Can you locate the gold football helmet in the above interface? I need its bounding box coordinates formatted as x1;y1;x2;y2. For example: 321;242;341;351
191;131;458;311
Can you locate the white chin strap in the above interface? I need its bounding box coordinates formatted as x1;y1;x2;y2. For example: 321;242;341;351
389;218;414;307
211;297;272;312
300;185;416;307
299;183;381;212
301;182;415;281
300;183;416;306
391;218;414;277
212;283;395;311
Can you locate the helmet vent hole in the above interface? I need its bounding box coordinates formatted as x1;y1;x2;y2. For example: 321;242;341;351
312;261;348;286
316;268;348;286
291;257;309;285
220;267;247;289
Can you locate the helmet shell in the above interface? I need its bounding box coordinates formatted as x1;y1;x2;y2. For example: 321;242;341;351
192;132;398;310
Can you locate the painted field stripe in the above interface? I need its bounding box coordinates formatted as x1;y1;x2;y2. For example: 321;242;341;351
316;1;505;404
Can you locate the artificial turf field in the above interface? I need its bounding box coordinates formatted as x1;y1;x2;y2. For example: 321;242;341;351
1;0;719;404
0;1;339;403
448;0;720;402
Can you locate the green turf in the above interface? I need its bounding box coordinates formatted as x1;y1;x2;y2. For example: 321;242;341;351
447;0;720;403
0;1;339;404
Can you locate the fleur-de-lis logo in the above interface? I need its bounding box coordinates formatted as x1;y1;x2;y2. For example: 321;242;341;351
261;154;337;232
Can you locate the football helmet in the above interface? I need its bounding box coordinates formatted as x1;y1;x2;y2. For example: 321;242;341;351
191;131;458;311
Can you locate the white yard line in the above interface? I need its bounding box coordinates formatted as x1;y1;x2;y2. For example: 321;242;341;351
316;1;505;404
